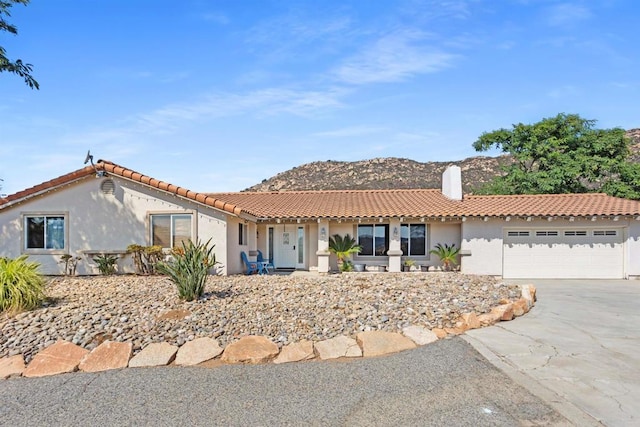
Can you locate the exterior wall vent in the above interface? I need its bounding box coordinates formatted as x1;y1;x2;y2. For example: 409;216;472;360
100;178;115;195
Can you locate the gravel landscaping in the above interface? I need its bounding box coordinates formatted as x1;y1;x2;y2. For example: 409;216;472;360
1;273;521;363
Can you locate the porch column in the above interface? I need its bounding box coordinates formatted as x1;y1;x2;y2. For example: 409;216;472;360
316;220;330;273
387;218;402;272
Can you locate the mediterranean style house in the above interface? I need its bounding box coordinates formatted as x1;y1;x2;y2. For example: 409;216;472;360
1;159;639;279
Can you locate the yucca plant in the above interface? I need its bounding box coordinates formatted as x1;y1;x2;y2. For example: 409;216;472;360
429;243;461;271
0;255;46;313
156;239;218;301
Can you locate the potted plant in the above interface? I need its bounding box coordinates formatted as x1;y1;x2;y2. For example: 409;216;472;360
402;258;415;272
328;234;362;272
429;243;461;271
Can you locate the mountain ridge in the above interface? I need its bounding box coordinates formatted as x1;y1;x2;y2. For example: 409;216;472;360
245;129;640;193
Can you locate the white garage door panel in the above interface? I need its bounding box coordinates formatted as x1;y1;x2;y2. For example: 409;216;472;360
503;230;624;279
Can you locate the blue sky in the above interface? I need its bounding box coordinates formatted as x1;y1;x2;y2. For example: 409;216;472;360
1;0;638;195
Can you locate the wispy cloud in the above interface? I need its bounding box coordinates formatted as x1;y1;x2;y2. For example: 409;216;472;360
546;85;580;99
56;86;349;154
311;125;388;138
545;3;592;27
201;12;230;25
608;81;638;90
135;87;347;133
244;13;355;61
402;0;474;21
332;29;456;85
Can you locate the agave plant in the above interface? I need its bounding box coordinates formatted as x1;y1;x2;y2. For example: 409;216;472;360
0;255;46;313
156;239;218;301
429;243;461;271
328;234;362;272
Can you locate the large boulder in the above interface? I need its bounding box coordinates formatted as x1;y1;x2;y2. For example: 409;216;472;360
79;341;132;372
23;340;89;378
356;331;416;357
220;336;279;364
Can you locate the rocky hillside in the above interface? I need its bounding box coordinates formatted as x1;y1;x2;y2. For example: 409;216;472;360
245;129;640;193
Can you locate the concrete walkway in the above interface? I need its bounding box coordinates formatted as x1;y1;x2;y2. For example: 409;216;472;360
464;280;640;427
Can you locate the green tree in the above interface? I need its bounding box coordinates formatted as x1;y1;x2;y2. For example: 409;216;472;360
473;113;640;199
1;0;38;89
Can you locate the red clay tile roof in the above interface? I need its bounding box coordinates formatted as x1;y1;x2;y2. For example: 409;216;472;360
209;189;465;219
462;193;640;218
2;160;639;220
208;190;640;219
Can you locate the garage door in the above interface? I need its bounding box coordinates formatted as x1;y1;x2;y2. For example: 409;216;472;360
503;228;624;279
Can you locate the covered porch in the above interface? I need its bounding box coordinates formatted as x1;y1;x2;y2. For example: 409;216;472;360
253;217;462;273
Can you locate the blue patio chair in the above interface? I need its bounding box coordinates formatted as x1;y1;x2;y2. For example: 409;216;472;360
257;250;275;274
240;251;259;275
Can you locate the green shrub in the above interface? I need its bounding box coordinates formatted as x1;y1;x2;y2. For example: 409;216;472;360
156;239;218;301
59;254;81;276
127;244;164;274
340;260;354;272
93;254;118;275
329;234;362;272
0;255;46;313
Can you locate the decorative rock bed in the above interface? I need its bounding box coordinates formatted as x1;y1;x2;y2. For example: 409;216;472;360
0;274;536;379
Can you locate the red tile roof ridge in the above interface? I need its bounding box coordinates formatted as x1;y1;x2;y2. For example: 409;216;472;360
466;192;612;199
0;165;96;206
96;160;245;217
208;188;444;196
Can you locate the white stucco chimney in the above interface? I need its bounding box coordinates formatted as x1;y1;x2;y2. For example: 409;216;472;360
442;165;462;200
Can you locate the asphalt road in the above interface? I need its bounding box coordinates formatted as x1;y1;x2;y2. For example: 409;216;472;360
0;338;567;426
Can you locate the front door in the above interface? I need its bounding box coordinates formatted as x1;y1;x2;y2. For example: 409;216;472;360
274;225;305;269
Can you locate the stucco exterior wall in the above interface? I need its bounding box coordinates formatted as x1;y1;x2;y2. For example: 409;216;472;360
0;176;229;275
460;219;504;276
324;223;354;271
429;223;462;269
307;223;319;270
227;217;258;275
627;220;640;278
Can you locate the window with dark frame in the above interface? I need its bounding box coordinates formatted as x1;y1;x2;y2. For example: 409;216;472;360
400;224;426;256
239;223;248;245
357;224;389;256
25;215;65;250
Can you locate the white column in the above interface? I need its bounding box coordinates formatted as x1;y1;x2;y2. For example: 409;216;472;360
387;218;402;272
316;220;330;273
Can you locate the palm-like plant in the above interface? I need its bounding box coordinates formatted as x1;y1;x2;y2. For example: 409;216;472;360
429;243;461;271
328;234;362;271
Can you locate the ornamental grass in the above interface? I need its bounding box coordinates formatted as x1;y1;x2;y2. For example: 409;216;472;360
0;255;46;314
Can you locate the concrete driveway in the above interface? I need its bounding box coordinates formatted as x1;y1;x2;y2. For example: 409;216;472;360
464;280;640;427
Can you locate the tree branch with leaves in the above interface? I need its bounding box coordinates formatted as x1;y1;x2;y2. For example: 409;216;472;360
1;0;38;89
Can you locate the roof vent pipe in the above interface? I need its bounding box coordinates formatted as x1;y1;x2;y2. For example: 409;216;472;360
442;165;462;200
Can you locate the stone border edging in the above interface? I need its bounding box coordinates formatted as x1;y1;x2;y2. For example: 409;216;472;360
0;285;536;379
